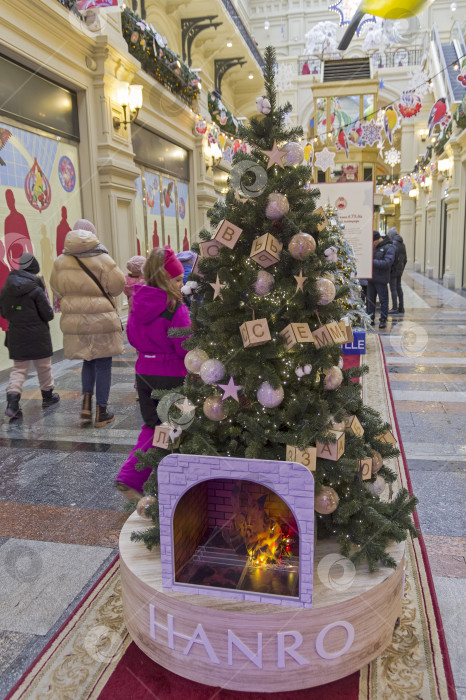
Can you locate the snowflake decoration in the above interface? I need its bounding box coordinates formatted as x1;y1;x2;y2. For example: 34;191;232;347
314;147;336;172
282;111;294;129
275;63;294;94
361;119;381;147
328;0;376;33
384;147;401;167
376;110;385;127
407;68;433;97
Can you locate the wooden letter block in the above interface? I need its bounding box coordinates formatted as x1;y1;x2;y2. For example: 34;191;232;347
280;323;314;350
339;319;354;343
286;445;317;472
312;324;334;349
344;414;364;437
314;206;329;232
239;318;271;347
214;219;243;249
153;423;170;449
326;321;347;344
250;232;282;268
375;429;397;446
191;254;203;278
316;430;345;461
358;457;373;480
199;239;224;258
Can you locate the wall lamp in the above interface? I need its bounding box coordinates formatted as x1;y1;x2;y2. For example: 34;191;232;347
419;128;429;142
113;82;143;130
437;158;452;175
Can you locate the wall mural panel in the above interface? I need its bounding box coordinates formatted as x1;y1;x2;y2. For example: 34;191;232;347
0;120;82;371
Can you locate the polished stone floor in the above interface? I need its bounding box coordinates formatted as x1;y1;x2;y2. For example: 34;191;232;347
0;272;464;698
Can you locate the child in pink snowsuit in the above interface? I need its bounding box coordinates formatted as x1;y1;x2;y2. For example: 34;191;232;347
115;247;190;500
123;255;146;312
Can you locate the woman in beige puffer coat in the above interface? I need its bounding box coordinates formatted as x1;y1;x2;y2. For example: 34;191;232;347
50;219;126;427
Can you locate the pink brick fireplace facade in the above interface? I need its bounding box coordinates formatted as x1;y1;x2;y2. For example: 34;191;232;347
158;454;315;608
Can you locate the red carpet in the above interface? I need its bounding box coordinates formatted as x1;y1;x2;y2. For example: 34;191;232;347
100;642;360;699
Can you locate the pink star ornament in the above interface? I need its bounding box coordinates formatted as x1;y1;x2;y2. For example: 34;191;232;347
218;376;243;402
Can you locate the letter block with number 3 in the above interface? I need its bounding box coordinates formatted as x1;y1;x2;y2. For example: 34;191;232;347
286;445;317;471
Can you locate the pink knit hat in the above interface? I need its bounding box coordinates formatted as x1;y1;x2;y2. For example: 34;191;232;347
73;219;96;235
126;255;146;275
164;246;184;279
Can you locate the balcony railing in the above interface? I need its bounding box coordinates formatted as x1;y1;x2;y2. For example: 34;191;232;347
370;48;424;69
55;0;83;18
219;0;264;70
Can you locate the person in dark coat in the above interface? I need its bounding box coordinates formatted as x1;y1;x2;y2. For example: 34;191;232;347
366;231;396;330
387;226;407;314
0;253;59;418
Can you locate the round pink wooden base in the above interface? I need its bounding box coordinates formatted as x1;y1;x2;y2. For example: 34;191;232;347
120;511;404;693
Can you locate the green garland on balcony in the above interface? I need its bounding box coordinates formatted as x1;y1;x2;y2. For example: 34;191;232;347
454;100;466;131
121;8;200;106
208;92;239;136
434;121;452;156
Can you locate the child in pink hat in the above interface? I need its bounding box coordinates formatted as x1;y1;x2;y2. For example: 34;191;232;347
115;247;191;500
124;255;146;312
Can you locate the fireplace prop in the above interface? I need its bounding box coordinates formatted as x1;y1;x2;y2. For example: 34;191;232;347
158;454;315;608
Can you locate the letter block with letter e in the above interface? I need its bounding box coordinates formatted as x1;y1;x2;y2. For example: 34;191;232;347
316;430;345;461
286;445;317;471
239;318;271;347
199;239;224;259
214;220;243;249
358;457;373;480
344;414;364;437
280;323;314;350
250;232;282;268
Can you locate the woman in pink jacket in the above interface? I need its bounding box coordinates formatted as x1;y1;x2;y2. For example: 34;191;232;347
115;247;190;499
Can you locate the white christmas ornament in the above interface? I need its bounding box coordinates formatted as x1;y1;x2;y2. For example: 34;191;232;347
254;270;274;296
256;96;271;114
338;357;344;369
257;381;284;407
304;364;312;374
365;475;386;496
314;147;336;172
295;367;305;378
184;349;209;374
323;366;343;390
281;142;304;166
316;277;336;305
169;424;182;441
200;359;226;384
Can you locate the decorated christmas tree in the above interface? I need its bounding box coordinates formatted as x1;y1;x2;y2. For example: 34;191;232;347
324;207;373;328
133;47;417;570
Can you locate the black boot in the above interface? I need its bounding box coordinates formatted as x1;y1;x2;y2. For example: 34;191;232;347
41;388;60;408
5;392;22;418
94;405;114;427
81;392;92;421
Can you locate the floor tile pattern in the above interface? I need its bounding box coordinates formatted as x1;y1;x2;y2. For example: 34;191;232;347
0;273;464;697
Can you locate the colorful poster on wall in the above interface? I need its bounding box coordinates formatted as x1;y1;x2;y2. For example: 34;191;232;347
314;182;373;279
177;180;190;251
0;120;82;370
161;175;177;250
145;170;162;251
134;173;145;255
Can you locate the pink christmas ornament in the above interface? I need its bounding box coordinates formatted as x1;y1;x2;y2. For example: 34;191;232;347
315;486;339;514
253;270;274;296
323;366;343;390
288;232;316;260
265;193;289;220
203;395;227;421
184;349;209;374
316;278;336;305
